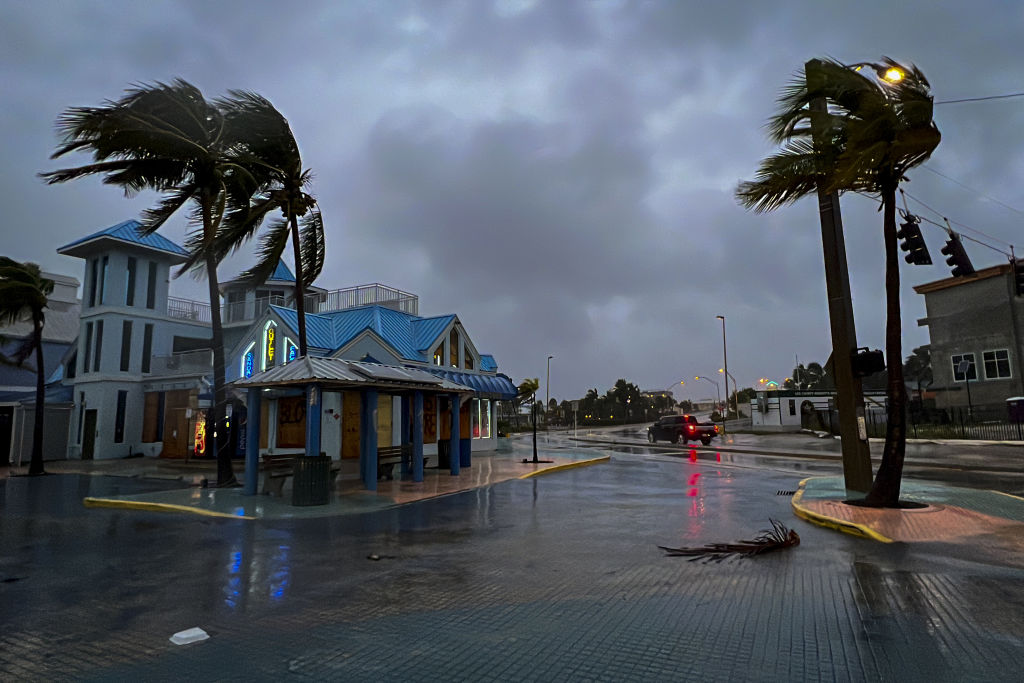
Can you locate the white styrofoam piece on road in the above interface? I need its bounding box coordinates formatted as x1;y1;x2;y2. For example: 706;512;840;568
170;627;209;645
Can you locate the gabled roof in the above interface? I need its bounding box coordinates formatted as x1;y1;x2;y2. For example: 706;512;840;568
479;354;498;372
232;356;470;393
269;261;296;282
58;219;188;262
412;315;456;352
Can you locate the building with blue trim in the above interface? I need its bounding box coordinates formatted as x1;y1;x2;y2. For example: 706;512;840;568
49;219;516;484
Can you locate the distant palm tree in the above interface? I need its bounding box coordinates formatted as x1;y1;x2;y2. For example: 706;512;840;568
518;378;540;463
182;91;325;356
736;58;941;507
0;259;54;475
41;80;260;486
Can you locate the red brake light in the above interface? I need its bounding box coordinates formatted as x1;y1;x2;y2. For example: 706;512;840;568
714;425;719;433
687;425;695;432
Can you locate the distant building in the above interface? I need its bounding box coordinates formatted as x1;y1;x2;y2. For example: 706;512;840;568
914;263;1024;413
0;271;79;465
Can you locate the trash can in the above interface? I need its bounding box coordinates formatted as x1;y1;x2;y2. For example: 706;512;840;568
1007;397;1024;423
292;455;331;506
437;440;451;469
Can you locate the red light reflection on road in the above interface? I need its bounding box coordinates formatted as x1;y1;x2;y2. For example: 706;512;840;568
687;472;701;497
689;449;697;463
716;452;721;462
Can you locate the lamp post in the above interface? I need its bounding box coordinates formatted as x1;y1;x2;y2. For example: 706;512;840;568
695;376;720;415
545;355;554;429
715;315;729;439
805;58;875;494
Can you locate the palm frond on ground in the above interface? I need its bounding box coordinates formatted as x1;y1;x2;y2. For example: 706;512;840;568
659;519;800;562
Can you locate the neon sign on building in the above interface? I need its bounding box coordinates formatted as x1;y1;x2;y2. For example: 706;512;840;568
263;322;276;369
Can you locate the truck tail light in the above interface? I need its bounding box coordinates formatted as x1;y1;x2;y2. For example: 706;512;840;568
714;425;719;433
687;425;695;432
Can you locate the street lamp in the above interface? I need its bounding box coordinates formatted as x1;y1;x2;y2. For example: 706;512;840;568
715;315;729;439
545;355;554;428
695;376;721;414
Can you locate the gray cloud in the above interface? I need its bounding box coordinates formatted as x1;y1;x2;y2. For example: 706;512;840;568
3;0;1021;403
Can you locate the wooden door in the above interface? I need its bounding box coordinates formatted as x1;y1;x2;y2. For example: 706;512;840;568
82;410;97;460
161;390;192;458
341;390;360;459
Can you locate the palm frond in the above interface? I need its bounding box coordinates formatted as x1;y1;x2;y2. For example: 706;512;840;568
298;207;325;287
658;519;800;562
237;218;291;287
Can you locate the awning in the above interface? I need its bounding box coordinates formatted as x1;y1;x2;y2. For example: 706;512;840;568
232;356;471;394
424;369;518;400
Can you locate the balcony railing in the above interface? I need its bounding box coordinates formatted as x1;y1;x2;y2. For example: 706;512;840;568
148;350;212;375
168;283;419;324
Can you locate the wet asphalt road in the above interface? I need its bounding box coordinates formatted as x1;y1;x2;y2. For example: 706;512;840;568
2;441;1023;681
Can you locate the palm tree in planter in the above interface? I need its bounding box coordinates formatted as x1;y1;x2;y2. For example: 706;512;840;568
0;259;54;475
518;378;541;463
181;92;325;357
736;57;941;507
42;80;261;486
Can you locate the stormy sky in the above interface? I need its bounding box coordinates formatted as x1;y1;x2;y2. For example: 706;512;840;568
2;1;1022;404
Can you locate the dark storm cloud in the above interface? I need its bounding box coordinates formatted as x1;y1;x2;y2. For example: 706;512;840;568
2;0;1022;401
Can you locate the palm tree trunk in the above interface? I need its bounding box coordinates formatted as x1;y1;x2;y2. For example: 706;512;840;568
289;212;308;356
28;312;46;476
864;184;907;507
202;194;235;487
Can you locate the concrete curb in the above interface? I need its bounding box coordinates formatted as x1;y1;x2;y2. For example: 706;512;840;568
83;497;255;520
790;477;894;543
518;455;612;479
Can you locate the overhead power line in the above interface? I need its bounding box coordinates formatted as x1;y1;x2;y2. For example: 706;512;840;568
921;165;1024;217
935;92;1024;105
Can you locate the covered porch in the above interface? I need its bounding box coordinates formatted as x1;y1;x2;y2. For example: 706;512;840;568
233;357;475;497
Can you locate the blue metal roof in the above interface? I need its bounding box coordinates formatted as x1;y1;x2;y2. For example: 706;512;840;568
412;315;455;352
264;305;502;380
425;369;518;399
58;219;188;258
269;261;296;282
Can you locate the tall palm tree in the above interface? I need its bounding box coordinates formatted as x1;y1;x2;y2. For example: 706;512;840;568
41;80;259;486
0;259;54;475
181;91;325;357
736;57;941;507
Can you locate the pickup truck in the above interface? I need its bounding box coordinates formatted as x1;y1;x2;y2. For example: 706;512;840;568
647;414;719;445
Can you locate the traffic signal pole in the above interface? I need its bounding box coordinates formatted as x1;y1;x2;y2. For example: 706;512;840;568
807;60;874;495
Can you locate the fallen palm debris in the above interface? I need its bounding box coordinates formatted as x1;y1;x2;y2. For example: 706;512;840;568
658;519;800;562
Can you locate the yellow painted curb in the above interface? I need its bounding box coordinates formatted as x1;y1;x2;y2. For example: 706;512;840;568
83;497;255;520
992;489;1024;502
790;478;893;543
519;455;611;479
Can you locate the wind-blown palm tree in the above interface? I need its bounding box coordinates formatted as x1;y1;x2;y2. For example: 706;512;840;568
41;80;260;486
0;259;54;475
518;378;540;463
736;57;941;507
182;91;325;357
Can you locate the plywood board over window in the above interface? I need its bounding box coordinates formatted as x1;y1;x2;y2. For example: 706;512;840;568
460;399;471;439
377;394;393;447
142;392;160;442
342;390;361;459
276;395;306;449
423;395;437;443
439;397;451;440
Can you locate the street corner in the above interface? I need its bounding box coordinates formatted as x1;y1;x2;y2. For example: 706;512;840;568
792;476;1024;546
518;454;611;479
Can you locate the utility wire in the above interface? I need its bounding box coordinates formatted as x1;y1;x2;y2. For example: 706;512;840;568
900;189;1013;248
935;92;1024;105
921;165;1024;217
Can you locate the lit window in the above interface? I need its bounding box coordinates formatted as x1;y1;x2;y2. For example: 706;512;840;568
433;343;444;366
983;349;1011;380
951;353;977;382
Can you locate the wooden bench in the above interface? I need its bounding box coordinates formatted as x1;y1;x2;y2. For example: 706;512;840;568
377;445;428;480
261;453;340;497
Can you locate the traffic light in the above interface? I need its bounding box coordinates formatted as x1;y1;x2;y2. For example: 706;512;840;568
1014;258;1024;297
896;215;931;265
940;233;975;277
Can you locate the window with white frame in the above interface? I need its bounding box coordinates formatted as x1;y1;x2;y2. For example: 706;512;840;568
983;349;1011;379
951;352;977;382
471;399;491;439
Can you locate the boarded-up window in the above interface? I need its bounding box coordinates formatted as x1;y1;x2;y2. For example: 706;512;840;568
423;395;437;443
259;398;270;449
439;397;451;440
276;396;306;448
142;392;160;442
342;391;361;459
377;394;392;447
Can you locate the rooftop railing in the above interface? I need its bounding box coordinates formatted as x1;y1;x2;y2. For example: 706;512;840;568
166;283;419;324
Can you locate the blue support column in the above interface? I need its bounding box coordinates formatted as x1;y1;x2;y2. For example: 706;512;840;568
244;388;261;495
413;391;424;482
305;384;322;458
449;393;461;476
361;390;378;490
400;395;411;479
